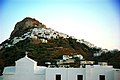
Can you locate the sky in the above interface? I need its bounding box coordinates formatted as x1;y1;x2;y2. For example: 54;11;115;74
0;0;120;50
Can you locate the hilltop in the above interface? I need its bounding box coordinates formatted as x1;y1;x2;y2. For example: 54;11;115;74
0;17;120;75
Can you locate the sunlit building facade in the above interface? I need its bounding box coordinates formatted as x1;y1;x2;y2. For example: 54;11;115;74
1;55;120;80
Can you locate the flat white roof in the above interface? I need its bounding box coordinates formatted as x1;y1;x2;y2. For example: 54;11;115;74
3;66;15;74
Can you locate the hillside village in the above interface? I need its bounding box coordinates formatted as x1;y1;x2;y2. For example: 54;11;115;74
1;27;109;57
0;17;120;78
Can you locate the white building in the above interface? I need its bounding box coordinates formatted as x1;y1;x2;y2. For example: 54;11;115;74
1;54;120;80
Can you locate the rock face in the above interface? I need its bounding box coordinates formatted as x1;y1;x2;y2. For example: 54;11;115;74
10;17;46;38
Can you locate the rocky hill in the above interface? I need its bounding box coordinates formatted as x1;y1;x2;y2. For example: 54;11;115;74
0;17;120;75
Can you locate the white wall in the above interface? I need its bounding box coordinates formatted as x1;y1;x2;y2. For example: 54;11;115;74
46;68;68;80
68;68;85;80
15;57;37;80
0;76;3;80
3;75;15;80
46;66;115;80
46;68;87;80
33;75;45;80
90;65;114;80
114;70;120;80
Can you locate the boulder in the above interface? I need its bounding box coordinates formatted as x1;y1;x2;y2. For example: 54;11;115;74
10;17;46;38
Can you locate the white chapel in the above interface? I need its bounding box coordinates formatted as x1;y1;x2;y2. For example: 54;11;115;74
1;53;120;80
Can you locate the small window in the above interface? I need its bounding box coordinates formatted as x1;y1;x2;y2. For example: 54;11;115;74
56;74;61;80
99;75;105;80
77;75;83;80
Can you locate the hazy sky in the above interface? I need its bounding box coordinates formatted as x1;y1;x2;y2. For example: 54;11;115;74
0;0;120;50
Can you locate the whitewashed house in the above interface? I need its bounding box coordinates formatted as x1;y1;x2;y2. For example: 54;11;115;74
1;54;120;80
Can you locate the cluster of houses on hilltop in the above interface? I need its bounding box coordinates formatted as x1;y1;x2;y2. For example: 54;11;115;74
4;27;96;49
31;28;70;39
1;27;109;58
2;27;71;48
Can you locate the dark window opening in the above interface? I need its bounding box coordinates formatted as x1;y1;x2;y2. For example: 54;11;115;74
77;75;83;80
99;75;105;80
56;74;61;80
